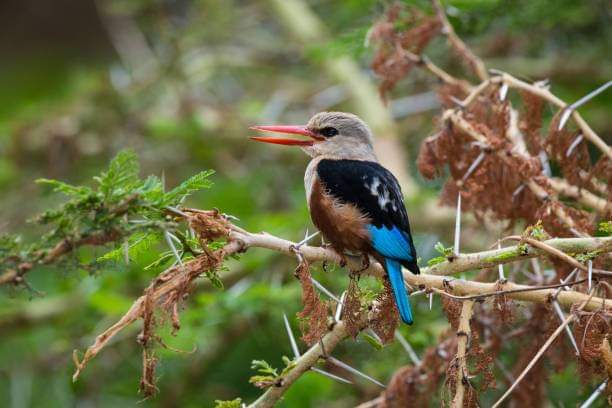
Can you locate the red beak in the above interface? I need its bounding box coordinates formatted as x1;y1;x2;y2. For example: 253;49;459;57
250;125;323;146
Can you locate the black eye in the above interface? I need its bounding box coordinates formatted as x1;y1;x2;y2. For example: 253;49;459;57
320;127;338;137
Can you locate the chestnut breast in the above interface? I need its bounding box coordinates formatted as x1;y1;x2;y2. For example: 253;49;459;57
308;176;372;254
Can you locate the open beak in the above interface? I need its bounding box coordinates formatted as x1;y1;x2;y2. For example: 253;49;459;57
249;125;323;146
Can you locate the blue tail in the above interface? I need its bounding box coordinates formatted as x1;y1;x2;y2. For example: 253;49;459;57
385;258;413;325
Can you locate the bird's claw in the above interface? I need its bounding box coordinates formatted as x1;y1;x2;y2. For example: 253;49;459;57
349;254;370;276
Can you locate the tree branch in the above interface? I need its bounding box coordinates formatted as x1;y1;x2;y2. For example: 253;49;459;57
451;300;474;408
248;319;362;408
71;218;610;386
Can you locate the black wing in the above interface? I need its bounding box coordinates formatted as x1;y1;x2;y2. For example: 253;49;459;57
316;159;418;269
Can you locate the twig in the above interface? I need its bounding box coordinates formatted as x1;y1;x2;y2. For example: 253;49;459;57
443;108;591;236
547;178;610;215
451;300;474;408
491;312;576;408
495;73;612;160
248;319;364;408
431;0;488;81
578;380;608;408
394;331;421;365
431;278;588;301
501;235;589;274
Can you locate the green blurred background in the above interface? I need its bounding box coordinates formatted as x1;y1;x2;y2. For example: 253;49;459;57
0;0;610;406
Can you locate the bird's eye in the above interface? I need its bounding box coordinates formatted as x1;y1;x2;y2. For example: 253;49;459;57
320;127;339;137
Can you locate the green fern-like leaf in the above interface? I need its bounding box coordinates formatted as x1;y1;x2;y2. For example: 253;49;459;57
163;170;214;205
36;179;93;198
214;398;242;408
98;232;162;263
95;150;140;198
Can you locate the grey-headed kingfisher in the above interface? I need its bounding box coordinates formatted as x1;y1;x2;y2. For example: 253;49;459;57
251;112;419;324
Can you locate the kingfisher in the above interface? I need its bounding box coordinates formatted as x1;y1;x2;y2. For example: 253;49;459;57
251;112;419;325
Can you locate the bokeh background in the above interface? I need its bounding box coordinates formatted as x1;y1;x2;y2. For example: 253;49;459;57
0;0;610;406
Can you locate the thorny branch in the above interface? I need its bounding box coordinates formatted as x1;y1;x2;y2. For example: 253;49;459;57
70;211;610;400
248;319;366;408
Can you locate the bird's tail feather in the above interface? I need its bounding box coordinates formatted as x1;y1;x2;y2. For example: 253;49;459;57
386;258;413;325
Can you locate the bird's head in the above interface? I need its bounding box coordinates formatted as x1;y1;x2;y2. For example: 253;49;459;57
250;112;376;160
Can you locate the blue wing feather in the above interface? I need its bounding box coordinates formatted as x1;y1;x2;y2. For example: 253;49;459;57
367;225;413;261
367;224;415;325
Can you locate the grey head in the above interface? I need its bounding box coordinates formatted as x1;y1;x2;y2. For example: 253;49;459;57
303;112;377;160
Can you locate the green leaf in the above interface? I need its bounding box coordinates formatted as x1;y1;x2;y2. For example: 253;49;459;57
96;150;140;198
214;399;242;408
163;170;214;205
362;333;384;350
97;232;161;263
251;359;278;376
427;256;447;266
36;178;93;198
596;221;612;237
434;241;454;257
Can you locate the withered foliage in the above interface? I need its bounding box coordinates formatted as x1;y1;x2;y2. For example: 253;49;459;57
573;310;611;383
509;304;571;406
370;2;611;406
380;337;456;408
73;210;229;396
441;296;462;330
343;277;366;338
493;281;515;324
519;91;545;155
370;4;441;98
295;259;330;346
370;278;400;344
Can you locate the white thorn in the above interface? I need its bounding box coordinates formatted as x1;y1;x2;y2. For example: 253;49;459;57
587;260;592;293
557;108;573;131
566;134;584;157
394;331;421;365
164;231;183;266
311;367;353;384
462;151;486;183
558;81;612;130
334;291;346;322
283;312;301;359
327;356;386;388
429;292;433;310
552;301;580;356
410;289;425;297
165;206;188;217
512;184;525;199
454;193;462;256
310;277;340;302
499;83;509;101
295;230;320;248
553;269;578;298
579;380;608;408
497;241;505;281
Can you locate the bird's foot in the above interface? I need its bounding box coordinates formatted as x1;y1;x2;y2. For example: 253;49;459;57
338;253;348;268
349;254;370;277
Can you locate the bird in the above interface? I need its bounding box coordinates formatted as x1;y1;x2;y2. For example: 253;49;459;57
250;112;419;325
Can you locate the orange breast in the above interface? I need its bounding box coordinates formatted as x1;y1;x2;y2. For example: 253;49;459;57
309;178;372;254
